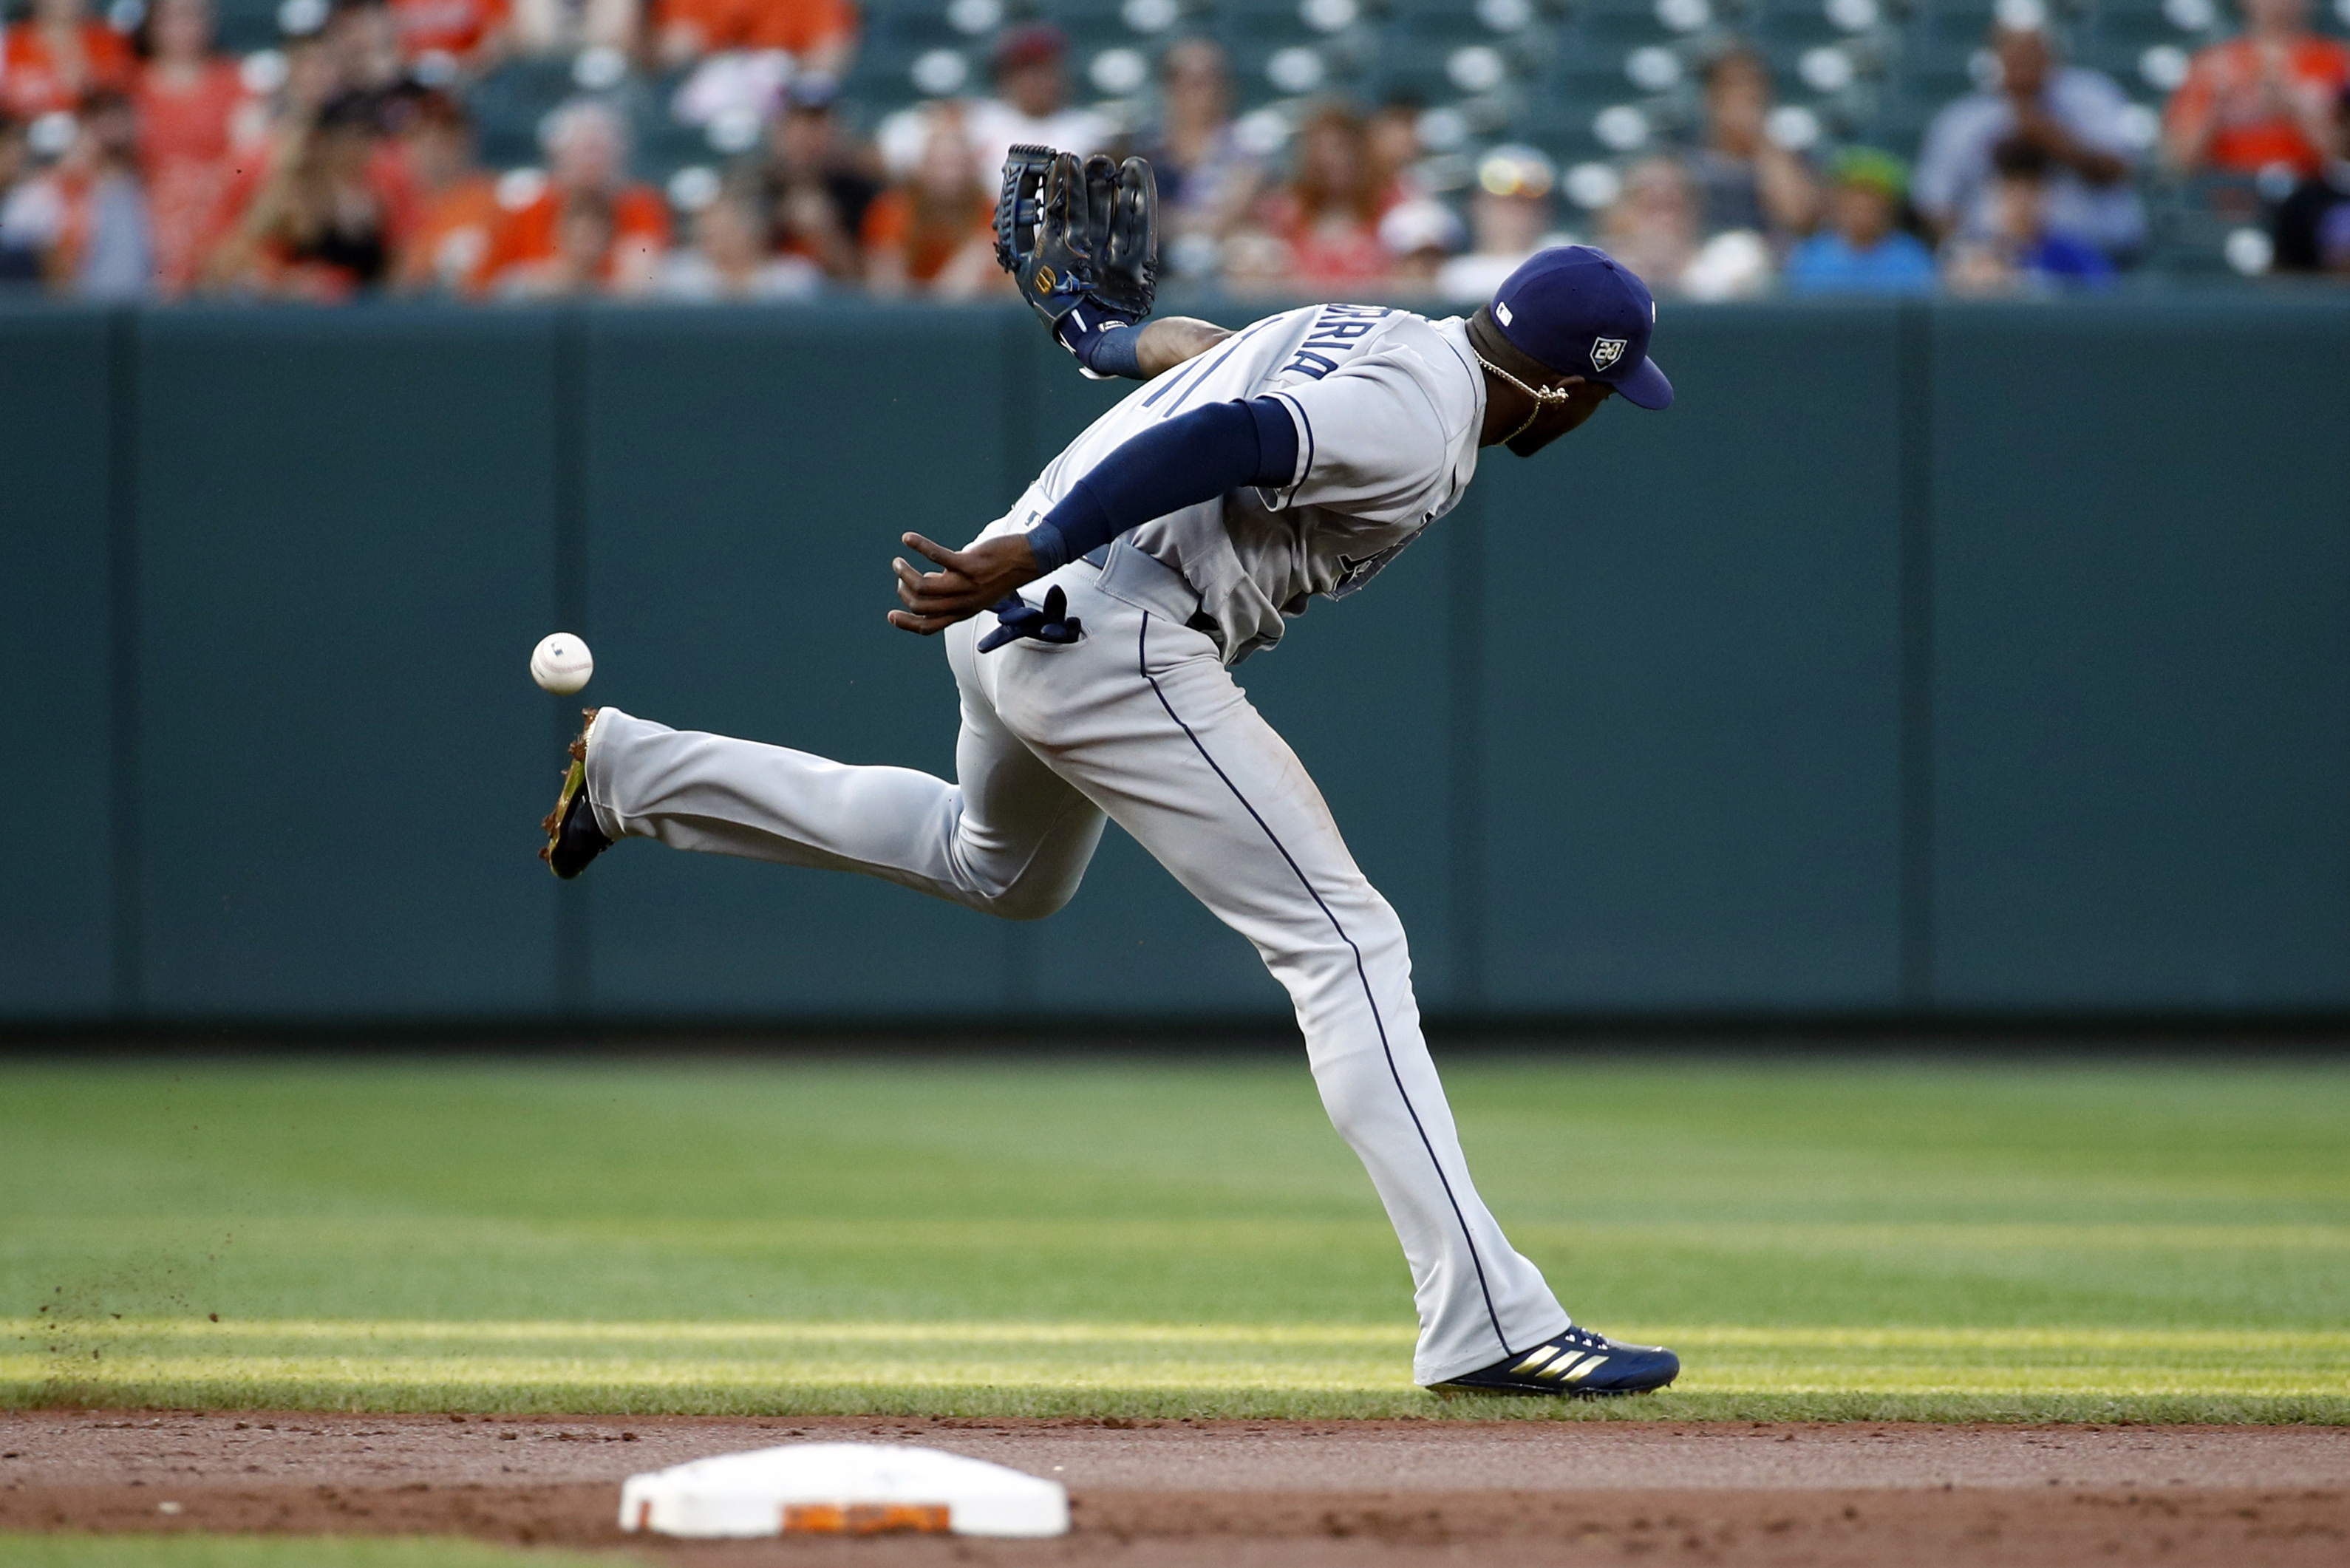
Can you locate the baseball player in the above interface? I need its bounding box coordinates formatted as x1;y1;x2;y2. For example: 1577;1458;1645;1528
540;152;1680;1397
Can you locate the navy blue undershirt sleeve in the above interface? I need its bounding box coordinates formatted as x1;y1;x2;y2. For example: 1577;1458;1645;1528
1024;397;1301;574
1056;311;1145;380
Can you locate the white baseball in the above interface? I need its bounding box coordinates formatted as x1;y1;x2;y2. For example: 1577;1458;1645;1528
530;633;594;695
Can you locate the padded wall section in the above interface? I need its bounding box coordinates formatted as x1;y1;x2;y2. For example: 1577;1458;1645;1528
0;310;115;1015
1476;304;1907;1009
1929;301;2350;1008
7;301;2348;1027
134;310;561;1015
579;307;1017;1014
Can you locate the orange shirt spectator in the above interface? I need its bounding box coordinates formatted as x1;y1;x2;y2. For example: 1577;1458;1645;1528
859;185;990;286
135;0;253;296
2165;0;2350;174
860;106;1000;296
401;174;499;285
389;0;508;61
1;0;135;120
392;94;499;291
479;180;670;287
475;98;668;293
658;0;856;68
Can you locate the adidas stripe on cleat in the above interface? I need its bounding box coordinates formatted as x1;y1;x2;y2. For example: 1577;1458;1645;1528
539;708;611;880
1435;1325;1679;1398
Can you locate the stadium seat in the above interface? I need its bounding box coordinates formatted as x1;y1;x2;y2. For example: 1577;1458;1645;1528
1752;5;1850;61
214;0;284;54
469;58;588;171
1577;0;1683;50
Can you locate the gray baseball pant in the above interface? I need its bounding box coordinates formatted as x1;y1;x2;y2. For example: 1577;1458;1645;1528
585;543;1571;1383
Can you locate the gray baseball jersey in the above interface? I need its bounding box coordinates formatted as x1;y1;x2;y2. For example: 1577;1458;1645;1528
978;304;1489;663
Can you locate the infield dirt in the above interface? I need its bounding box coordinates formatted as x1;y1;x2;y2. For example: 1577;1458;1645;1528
2;1411;2345;1566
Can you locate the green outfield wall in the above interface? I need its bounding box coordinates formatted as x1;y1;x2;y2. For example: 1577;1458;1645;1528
3;297;2346;1029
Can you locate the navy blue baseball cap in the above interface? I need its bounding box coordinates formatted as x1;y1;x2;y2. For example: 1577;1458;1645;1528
1488;244;1673;411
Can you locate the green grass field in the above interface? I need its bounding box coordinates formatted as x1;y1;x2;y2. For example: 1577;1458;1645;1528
3;1057;2346;1422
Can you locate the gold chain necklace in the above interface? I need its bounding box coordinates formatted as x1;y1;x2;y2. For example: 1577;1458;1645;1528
1474;352;1575;444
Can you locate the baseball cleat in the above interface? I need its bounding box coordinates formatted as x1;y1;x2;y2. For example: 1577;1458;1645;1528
1436;1325;1680;1397
539;708;610;879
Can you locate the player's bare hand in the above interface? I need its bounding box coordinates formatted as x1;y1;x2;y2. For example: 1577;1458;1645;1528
888;532;1041;635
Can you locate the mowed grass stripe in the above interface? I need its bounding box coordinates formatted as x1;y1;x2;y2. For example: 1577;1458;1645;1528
10;1318;2350;1352
17;1217;2350;1249
8;1319;2346;1416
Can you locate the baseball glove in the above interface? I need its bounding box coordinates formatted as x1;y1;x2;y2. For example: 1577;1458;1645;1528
995;146;1158;334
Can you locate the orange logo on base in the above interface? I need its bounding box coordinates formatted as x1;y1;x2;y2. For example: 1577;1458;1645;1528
1035;267;1058;292
783;1503;952;1535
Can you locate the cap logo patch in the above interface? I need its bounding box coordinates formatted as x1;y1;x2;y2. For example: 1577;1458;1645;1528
1495;300;1513;326
1591;336;1627;372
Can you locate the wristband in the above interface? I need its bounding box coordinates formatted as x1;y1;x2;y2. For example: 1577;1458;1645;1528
1057;309;1145;380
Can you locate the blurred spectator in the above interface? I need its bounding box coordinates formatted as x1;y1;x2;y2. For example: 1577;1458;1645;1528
1682;227;1774;299
1437;143;1561;303
760;75;876;281
862;104;1001;297
64;88;151;297
1944;137;2116;292
1364;96;1426;205
0;112;47;283
2269;84;2350;270
1251;102;1391;289
658;0;856;81
389;0;511;75
136;0;254;297
1;88;152;295
497;186;613;295
670;45;794;146
0;115;67;283
1689;50;1819;245
392;90;497;290
1915;21;2143;261
1131;37;1260;274
0;112;40;282
477;97;667;295
953;24;1110;183
658;181;821;299
509;0;633;55
323;0;414;103
1378;197;1462;290
2;0;135;120
270;30;353;132
1599;154;1698;293
1784;146;1937;295
206;90;410;299
2166;0;2350;175
1216;223;1292;293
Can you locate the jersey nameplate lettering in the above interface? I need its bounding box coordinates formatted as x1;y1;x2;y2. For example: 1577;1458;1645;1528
1279;304;1394;381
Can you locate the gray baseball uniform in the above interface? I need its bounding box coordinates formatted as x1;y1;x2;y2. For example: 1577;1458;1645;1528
585;302;1573;1383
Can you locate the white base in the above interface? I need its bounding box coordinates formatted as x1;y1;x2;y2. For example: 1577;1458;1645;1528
617;1442;1070;1538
